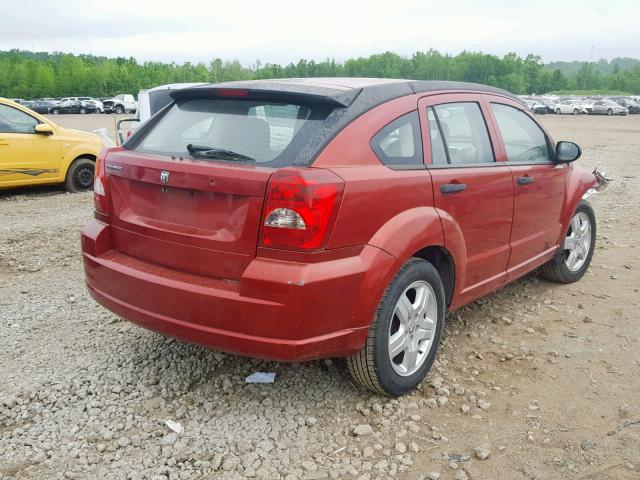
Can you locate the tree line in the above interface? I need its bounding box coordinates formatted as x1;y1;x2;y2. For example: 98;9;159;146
1;49;639;99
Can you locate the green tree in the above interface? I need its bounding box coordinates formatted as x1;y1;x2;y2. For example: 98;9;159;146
2;49;638;99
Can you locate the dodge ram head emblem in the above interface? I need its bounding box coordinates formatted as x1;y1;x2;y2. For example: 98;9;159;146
160;171;170;184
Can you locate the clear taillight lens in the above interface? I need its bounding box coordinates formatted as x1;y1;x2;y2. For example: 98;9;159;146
264;208;306;230
94;176;105;196
93;148;112;221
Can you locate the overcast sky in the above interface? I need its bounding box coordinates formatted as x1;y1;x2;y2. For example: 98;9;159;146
1;0;638;65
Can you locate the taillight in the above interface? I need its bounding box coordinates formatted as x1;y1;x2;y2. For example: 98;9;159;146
261;169;344;250
93;148;111;221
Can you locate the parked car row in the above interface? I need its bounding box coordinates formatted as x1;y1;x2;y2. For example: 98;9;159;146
519;94;640;115
9;95;137;115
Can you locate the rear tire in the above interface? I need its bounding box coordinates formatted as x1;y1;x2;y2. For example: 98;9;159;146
51;108;60;115
347;258;445;396
539;201;596;283
79;108;87;114
573;108;579;115
607;109;613;116
64;157;95;193
556;108;561;115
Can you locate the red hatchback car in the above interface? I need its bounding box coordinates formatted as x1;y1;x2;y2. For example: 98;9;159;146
82;78;601;396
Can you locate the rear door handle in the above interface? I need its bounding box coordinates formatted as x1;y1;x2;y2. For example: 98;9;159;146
517;176;535;185
440;183;467;194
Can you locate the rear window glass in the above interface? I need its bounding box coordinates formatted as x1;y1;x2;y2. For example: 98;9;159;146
130;99;331;166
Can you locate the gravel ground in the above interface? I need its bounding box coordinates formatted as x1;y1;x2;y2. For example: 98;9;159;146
1;114;639;480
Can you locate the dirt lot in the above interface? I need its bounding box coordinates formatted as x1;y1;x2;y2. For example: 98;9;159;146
1;114;639;480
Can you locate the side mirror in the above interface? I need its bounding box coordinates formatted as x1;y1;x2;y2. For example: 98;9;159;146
34;123;54;135
555;141;581;163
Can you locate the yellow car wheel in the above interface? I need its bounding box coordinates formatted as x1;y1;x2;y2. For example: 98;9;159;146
64;157;95;193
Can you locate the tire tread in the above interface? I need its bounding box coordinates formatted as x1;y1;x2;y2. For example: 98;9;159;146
346;258;425;395
64;157;95;193
539;201;596;284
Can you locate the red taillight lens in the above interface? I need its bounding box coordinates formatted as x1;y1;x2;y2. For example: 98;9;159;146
93;148;111;221
261;169;344;250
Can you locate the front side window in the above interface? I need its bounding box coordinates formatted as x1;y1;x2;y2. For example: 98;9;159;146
131;98;330;166
491;103;551;163
432;102;495;164
370;111;423;169
0;105;38;134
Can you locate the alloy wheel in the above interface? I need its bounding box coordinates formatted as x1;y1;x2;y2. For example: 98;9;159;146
388;280;438;376
564;211;592;272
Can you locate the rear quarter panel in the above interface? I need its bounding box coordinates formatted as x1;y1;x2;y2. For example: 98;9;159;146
313;94;449;325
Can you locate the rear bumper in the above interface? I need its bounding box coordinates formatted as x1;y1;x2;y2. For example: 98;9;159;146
82;220;396;361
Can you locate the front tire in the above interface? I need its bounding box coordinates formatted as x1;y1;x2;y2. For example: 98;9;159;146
114;105;124;114
607;109;613;116
64;157;95;193
347;258;445;396
539;201;596;283
556;108;561;115
573;108;579;115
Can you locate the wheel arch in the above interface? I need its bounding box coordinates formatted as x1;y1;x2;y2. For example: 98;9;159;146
61;149;97;181
412;245;455;307
558;166;597;245
366;206;463;310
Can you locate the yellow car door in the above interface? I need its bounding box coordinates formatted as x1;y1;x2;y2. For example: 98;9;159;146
0;103;61;188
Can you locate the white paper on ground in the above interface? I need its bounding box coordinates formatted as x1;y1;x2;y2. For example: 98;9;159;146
164;419;184;435
245;372;277;384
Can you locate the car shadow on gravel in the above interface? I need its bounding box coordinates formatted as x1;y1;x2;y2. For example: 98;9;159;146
108;328;363;411
0;184;68;200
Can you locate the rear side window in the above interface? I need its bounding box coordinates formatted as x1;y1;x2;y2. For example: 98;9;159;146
491;103;551;163
432;102;495;164
131;99;331;166
370;111;423;169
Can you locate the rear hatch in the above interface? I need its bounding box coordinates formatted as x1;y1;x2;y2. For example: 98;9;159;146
105;149;272;280
103;92;342;279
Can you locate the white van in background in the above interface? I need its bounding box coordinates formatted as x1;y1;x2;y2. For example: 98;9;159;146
136;83;206;123
116;83;206;143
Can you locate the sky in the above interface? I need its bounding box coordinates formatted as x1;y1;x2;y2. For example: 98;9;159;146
1;0;639;65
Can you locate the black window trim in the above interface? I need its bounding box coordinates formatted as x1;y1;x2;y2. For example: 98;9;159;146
428;106;451;165
425;101;497;169
370;110;425;171
489;101;555;165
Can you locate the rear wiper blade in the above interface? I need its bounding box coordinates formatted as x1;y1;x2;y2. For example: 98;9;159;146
186;144;255;161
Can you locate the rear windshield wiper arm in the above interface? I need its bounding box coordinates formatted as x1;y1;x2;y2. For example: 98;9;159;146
186;144;255;162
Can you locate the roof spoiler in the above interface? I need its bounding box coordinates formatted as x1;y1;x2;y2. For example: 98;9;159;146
170;86;362;108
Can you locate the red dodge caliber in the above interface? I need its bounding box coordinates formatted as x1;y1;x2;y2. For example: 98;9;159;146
82;78;601;395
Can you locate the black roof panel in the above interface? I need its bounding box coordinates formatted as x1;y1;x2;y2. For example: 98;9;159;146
172;78;519;106
168;78;519;166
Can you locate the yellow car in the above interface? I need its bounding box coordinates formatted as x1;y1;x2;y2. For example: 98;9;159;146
0;98;103;192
